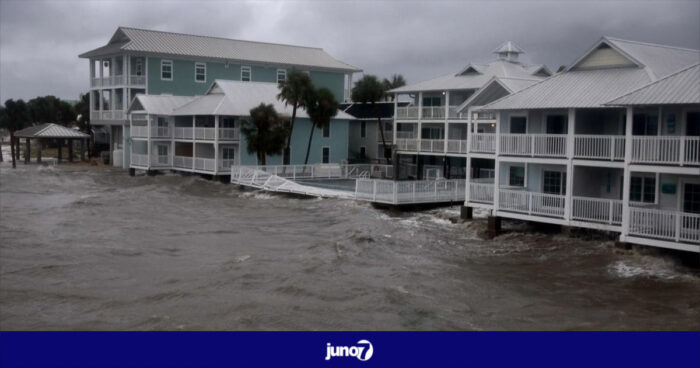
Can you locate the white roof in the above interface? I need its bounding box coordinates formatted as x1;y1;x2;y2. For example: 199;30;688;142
129;95;195;115
390;58;549;93
172;80;355;120
607;63;700;106
15;123;89;139
80;27;361;73
456;76;542;111
483;37;700;110
493;41;525;54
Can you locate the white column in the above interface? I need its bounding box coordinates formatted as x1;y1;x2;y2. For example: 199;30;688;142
346;73;353;102
192;116;196;170
146;115;152;169
621;106;634;240
465;157;472;204
493;158;500;214
466;107;473;154
565;108;576;221
417;92;423;150
444;91;450;153
393;97;398;143
214;115;219;173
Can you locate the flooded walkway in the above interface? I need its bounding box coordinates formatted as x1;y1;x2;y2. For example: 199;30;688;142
1;162;700;330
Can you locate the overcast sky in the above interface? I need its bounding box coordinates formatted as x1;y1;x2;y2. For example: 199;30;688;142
1;0;699;102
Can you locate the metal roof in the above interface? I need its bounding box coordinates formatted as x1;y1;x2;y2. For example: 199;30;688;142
80;27;361;72
456;76;541;111
483;37;700;110
172;80;355;120
14;124;89;139
607;63;700;106
493;41;524;54
389;58;549;93
128;95;195;115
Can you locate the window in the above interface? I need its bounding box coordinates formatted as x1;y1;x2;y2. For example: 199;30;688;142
684;183;700;214
543;170;566;195
510;116;527;134
360;121;366;138
222;147;236;160
161;60;173;80
322;124;330;138
546;115;567;134
632;113;658;135
195;62;206;83
241;66;251;82
221;117;235;128
157;145;169;164
360;146;366;158
509;166;525;187
277;69;287;84
422;96;441;107
630;176;656;203
135;60;143;76
322;147;330;163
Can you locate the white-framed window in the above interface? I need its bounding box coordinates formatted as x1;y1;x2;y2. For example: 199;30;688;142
630;174;657;204
509;115;527;134
277;69;287;84
222;147;236;160
241;66;251;82
360;121;366;138
322;146;330;163
542;170;566;195
156;144;169;164
322;124;330;138
195;62;206;83
508;165;525;187
161;60;173;81
135;60;143;76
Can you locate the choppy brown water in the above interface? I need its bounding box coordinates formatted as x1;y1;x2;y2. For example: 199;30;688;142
1;161;699;330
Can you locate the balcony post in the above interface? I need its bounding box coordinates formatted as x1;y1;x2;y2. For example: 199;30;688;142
417;92;423;149
621;107;634;240
565;108;576;221
146;115;152;169
214;115;219;173
493;158;500;214
393;96;398;144
465;156;472;203
192;116;196;170
466;107;473;154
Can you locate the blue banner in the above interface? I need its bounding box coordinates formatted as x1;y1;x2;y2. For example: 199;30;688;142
1;331;698;367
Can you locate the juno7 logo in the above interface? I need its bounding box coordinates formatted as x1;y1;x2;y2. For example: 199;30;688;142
324;339;373;361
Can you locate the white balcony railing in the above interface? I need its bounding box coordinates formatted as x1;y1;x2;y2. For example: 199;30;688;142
470;133;496;153
131;153;149;167
395;131;417;139
472;111;497;121
629;208;700;244
355;179;465;205
130;125;148;138
91;110;125;121
396;106;419;119
173;156;193;169
571;196;623;225
194;158;216;172
194;127;216;140
420;139;445;153
446;139;468;154
173;127;194;140
447;106;468;120
151;126;171;138
421;106;445;120
574;135;625;161
129;75;146;86
395;138;419;151
152;154;171;167
219;128;240;141
500;134;567;157
469;182;494;204
219;159;237;170
91;74;145;87
631;136;700;166
498;189;566;218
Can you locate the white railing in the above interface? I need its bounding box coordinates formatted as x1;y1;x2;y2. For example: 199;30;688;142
395;138;419;151
218;128;240;140
498;189;566;218
194;158;216;172
194;127;216;140
571;197;623;225
420;139;445;153
173;127;194;140
421;106;445;120
395;131;417;139
446;139;468;154
92;74;146;87
131;153;149;167
631;136;700;166
470;133;496;153
472;111;497;121
219;159;237;170
447;106;468;120
130;125;148;138
469;182;494;204
629;208;700;244
152;154;171;167
574;135;625;161
91;110;126;121
355;179;465;204
396;106;419;119
500;134;567;157
173;156;193;169
129;75;146;85
238;163;393;181
151;126;171;138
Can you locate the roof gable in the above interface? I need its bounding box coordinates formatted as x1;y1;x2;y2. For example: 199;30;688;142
570;41;639;71
457;64;482;76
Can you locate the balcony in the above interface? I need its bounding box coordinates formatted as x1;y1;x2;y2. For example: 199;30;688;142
395;106;466;121
469;180;494;204
218;128;240;141
420;139;445;153
571;197;623;225
629;208;700;244
472;111;497;121
500;134;567;158
395;138;419;151
631;136;700;166
91;74;146;88
173;156;193;169
131;125;148;138
574;135;625;161
355;178;465;205
446;139;468;154
151;126;171;139
498;189;566;218
396;106;419;119
90;110;126;121
421;106;445;120
194;128;215;140
173;156;216;172
173;127;194;140
470;133;496;153
130;153;170;167
448;106;469;120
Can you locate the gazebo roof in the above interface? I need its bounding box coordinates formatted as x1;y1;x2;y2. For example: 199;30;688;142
14;123;89;139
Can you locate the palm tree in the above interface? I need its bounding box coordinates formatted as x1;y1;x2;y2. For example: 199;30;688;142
303;88;338;165
382;74;406;101
352;75;391;164
241;103;288;166
0;99;30;168
277;70;314;164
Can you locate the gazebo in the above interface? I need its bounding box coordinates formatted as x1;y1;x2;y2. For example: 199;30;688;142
13;123;90;164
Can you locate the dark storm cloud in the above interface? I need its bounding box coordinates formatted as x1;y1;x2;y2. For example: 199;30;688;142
1;0;698;101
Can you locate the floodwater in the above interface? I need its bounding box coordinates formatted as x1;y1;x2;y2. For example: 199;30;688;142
1;160;699;331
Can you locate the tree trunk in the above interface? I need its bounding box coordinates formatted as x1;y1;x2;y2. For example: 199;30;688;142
303;122;316;165
9;132;16;168
375;102;391;164
15;137;20;160
284;103;298;165
0;138;4;162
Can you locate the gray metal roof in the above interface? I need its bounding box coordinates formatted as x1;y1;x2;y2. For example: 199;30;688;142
607;63;700;106
172;80;355;120
80;27;361;72
15;124;89;139
483;37;700;110
493;41;524;54
390;58;549;93
456;76;541;111
129;95;195;115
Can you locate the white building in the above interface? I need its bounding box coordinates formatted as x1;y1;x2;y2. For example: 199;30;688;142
469;37;699;253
